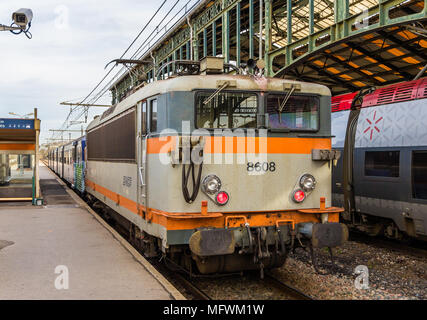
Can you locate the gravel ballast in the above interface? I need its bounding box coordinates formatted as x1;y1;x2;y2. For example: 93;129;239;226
271;239;427;300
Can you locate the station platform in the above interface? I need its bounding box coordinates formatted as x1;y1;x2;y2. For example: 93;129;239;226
0;163;181;299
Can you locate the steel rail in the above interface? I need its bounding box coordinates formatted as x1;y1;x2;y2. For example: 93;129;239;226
264;273;315;300
350;232;427;260
45;159;316;301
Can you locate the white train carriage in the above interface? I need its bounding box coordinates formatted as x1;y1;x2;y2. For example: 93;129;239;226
332;78;427;240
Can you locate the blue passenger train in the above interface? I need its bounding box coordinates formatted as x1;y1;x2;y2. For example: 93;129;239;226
47;136;86;193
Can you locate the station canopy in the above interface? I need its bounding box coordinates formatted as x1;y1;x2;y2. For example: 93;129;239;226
270;0;427;94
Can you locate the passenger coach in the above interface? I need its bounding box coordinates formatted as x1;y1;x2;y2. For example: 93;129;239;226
332;78;427;241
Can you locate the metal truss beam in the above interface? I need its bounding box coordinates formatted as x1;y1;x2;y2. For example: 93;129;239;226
110;0;427;103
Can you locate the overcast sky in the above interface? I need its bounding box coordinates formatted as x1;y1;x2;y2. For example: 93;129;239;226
0;1;187;144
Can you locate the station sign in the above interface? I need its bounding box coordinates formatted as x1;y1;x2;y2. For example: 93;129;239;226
0;118;34;130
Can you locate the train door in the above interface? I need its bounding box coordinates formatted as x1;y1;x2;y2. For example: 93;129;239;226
137;100;148;209
61;146;64;178
72;143;77;186
55;149;58;173
75;140;85;193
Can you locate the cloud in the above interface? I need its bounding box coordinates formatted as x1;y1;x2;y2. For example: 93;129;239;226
0;0;169;143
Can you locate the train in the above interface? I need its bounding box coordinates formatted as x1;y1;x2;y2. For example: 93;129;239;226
332;77;427;241
47;58;348;276
48;136;86;193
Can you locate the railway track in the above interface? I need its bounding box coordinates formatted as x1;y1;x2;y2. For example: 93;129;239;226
173;273;212;300
46;164;314;300
151;260;212;300
156;263;314;300
91;196;315;300
350;232;427;259
263;273;314;300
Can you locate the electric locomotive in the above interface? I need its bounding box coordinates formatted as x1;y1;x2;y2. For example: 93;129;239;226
332;77;427;241
51;58;348;275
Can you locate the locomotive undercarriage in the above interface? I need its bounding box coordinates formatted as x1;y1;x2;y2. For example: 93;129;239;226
86;195;347;276
173;225;293;277
181;222;347;276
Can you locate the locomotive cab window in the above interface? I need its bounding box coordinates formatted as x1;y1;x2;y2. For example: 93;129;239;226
412;151;427;200
141;101;147;134
150;99;157;132
266;94;319;131
196;91;258;129
365;151;400;177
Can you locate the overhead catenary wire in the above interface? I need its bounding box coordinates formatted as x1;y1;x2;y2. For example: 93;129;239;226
87;0;188;105
53;0;204;143
81;0;202;107
71;0;168;121
52;0;171;140
87;0;200;107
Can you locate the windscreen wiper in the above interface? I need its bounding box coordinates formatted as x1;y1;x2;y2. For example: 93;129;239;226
277;85;296;123
203;81;230;106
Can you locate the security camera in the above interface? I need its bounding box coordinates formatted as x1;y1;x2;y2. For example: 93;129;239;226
12;8;33;28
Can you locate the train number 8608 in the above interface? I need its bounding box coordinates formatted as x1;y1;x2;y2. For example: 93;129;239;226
246;162;276;172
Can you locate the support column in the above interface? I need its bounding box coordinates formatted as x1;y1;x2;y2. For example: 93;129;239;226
222;8;230;63
203;28;207;58
287;0;292;45
186;41;190;59
236;2;241;67
193;24;199;61
264;0;272;76
334;0;349;22
286;0;293;66
249;0;254;59
334;0;349;39
167;55;171;77
309;0;315;34
34;107;41;204
212;21;217;56
259;0;263;60
308;0;315;52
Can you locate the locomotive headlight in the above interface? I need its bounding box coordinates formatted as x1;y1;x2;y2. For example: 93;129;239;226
201;175;221;195
299;174;316;192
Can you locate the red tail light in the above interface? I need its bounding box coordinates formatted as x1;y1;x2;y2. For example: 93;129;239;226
216;191;229;205
293;189;306;203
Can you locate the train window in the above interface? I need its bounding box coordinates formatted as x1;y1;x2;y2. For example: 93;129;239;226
365;151;400;177
412;151;427;200
196;91;258;129
266;94;319;131
150;99;157;132
142;101;147;134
